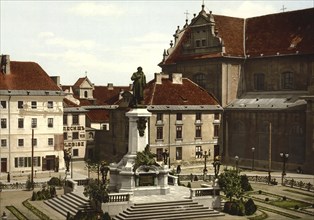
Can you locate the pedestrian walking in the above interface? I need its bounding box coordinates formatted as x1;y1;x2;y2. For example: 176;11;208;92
7;172;10;183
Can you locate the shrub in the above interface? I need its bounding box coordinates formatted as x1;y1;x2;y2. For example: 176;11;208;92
245;198;257;215
223;201;233;213
187;182;191;188
48;177;61;187
237;200;245;216
258;190;262;194
240;175;253;191
294;205;299;210
282;196;287;201
265;197;269;202
230;202;240;215
194;175;198;181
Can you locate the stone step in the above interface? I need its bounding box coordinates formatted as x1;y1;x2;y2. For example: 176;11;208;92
44;192;93;217
113;200;224;220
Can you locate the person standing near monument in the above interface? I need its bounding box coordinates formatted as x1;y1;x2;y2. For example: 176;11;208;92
131;66;146;106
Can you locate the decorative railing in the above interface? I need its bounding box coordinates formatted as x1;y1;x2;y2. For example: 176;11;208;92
190;187;220;198
284;178;314;191
108;193;132;203
76;178;90;186
0;182;44;190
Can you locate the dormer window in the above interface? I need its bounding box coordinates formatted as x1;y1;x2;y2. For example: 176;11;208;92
84;91;88;98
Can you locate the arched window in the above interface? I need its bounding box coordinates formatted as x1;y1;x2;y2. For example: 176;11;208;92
254;73;265;91
193;73;206;89
281;72;294;90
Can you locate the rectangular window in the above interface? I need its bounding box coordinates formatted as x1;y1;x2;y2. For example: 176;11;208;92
33;157;41;166
31;101;37;109
18;157;24;167
18;139;24;147
214;125;219;137
196;113;201;121
157;127;163;140
31;118;37;128
18;118;24;128
64;132;67;140
156;148;163;161
18;101;24;109
196;40;200;47
281;72;294;89
0;101;6;109
214;113;220;120
1;139;7;147
32;138;37;147
176;113;182;121
48;118;53;128
1;118;7;128
195;126;202;138
176;147;182;160
157;113;163;121
63;115;68;125
201;39;206;46
72;115;79;125
176;126;182;139
73;149;79;157
47;101;53;109
48;138;53;146
72;132;79;140
196;146;202;158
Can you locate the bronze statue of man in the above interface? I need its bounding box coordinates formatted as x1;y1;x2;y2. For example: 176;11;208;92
131;66;146;106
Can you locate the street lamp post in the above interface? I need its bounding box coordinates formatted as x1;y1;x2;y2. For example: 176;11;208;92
212;156;221;179
235;156;239;173
203;151;208;180
251;147;255;171
280;152;289;185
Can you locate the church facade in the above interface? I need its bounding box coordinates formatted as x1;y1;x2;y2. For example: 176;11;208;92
159;5;314;173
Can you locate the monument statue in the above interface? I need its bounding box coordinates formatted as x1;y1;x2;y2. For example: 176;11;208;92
131;66;146;106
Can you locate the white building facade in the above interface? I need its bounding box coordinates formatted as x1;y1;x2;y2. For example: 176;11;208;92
0;55;65;173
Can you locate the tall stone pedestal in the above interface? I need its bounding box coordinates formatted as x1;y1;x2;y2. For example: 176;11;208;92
109;107;170;195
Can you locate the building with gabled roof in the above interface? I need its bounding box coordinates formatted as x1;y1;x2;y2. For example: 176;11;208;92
0;55;65;173
159;4;314;173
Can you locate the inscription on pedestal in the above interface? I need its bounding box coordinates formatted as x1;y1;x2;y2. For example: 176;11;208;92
139;174;155;186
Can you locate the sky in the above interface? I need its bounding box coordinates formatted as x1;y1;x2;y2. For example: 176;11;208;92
1;0;313;86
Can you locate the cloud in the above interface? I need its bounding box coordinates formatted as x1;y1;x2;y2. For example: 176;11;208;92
69;2;124;17
220;1;276;18
38;32;96;50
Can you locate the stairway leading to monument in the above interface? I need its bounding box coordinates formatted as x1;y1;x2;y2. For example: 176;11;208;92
44;191;94;217
113;199;224;220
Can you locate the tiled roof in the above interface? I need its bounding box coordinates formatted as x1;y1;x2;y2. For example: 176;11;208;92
144;77;220;106
246;8;314;57
161;8;314;65
0;61;61;91
86;109;109;123
93;86;130;105
63;98;80;107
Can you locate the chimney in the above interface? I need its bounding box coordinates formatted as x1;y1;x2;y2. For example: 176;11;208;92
50;76;61;87
1;55;10;75
155;73;163;84
171;73;182;84
107;83;114;90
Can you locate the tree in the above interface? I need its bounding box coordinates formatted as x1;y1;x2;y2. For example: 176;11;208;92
83;179;109;212
218;169;243;201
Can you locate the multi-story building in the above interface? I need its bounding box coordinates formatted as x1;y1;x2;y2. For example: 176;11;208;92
61;77;130;161
159;5;314;173
0;55;65;173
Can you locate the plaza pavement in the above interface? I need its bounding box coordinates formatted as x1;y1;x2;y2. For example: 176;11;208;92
0;161;313;220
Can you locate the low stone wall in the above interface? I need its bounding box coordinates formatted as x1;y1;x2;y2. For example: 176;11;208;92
190;184;221;210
